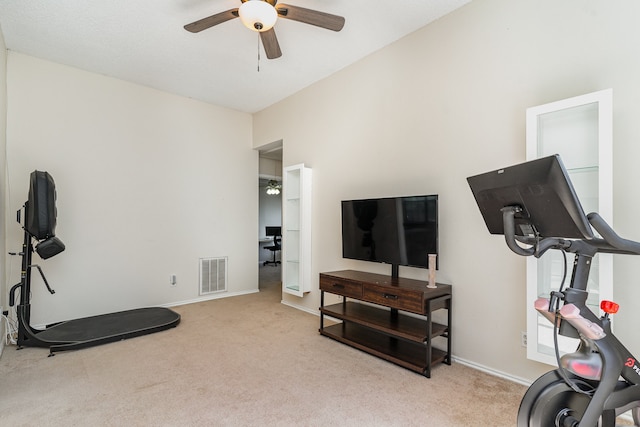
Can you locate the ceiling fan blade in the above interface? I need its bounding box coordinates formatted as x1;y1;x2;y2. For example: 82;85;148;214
184;9;239;33
260;29;282;59
275;4;345;32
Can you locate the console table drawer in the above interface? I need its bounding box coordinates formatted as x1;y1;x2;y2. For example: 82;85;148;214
320;276;362;299
363;284;423;313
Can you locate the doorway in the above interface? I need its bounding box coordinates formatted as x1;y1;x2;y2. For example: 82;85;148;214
258;144;282;291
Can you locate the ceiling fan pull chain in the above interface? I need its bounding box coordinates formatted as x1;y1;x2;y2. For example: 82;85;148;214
257;33;261;72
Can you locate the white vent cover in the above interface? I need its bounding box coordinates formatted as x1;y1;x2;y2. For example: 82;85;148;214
199;257;227;295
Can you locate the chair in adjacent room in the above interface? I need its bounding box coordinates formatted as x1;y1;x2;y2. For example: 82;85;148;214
263;226;281;266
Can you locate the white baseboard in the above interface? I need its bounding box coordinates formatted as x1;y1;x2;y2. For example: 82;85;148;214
162;289;260;308
280;299;319;316
452;356;532;386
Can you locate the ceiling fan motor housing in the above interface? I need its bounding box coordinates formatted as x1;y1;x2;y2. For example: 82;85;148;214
239;0;278;32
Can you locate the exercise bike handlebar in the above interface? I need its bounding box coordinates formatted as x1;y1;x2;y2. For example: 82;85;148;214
588;212;640;255
501;206;570;258
501;206;536;257
501;206;640;258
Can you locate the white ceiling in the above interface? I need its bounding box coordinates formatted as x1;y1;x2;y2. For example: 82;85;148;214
0;0;471;113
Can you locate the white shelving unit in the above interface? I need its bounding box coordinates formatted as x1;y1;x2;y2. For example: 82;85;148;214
282;163;312;297
525;89;613;365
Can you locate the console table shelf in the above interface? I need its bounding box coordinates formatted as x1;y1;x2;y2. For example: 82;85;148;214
321;302;448;343
319;270;452;378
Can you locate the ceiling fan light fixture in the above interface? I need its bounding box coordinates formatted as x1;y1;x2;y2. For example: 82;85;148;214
239;0;278;32
266;180;281;195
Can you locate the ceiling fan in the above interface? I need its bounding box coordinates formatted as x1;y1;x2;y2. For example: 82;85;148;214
184;0;345;60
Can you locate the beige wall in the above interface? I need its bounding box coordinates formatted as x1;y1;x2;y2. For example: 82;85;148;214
253;0;640;382
0;23;7;353
5;53;258;325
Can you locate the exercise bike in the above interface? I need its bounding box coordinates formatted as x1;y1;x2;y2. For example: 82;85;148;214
467;155;640;427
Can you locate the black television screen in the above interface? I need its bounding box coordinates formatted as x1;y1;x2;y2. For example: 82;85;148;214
26;170;58;240
341;195;438;270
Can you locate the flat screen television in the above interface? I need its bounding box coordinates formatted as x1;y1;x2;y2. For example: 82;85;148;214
341;195;438;276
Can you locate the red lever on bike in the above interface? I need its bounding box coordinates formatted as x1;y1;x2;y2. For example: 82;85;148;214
601;300;619;314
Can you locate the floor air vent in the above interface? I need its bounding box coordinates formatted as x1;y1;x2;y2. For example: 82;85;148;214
199;257;227;295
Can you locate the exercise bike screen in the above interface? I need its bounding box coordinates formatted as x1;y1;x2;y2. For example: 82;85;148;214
467;155;594;240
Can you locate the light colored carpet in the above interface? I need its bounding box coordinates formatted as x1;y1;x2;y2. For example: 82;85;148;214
0;265;529;426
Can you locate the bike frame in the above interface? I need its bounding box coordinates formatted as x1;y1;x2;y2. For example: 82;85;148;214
502;207;640;426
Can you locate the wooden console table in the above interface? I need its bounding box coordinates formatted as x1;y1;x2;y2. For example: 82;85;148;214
319;270;451;378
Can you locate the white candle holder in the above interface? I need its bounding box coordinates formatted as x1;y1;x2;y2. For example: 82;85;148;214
427;254;437;288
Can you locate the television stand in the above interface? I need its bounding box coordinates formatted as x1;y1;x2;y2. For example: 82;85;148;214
319;270;451;378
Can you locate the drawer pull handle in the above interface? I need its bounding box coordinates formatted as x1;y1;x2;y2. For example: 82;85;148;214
332;283;345;289
383;293;399;300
